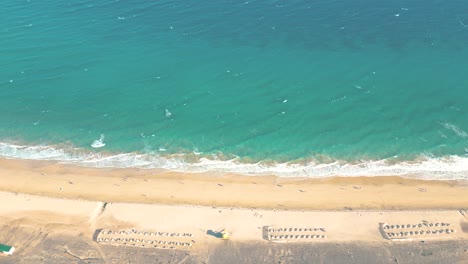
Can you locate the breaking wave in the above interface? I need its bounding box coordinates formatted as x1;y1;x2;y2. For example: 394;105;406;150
442;122;468;138
0;142;467;180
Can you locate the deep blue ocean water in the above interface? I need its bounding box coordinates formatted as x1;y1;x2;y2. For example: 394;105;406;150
1;0;467;178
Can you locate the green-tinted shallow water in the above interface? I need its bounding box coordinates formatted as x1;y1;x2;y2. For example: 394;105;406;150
1;0;467;178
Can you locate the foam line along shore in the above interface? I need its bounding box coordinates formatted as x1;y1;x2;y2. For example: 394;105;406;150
0;158;466;210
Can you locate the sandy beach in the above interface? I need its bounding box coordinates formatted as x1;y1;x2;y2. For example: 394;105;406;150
0;158;467;263
0;158;467;210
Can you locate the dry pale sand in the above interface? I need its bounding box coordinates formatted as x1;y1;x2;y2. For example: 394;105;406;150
0;191;466;246
0;156;468;262
0;158;467;210
103;202;468;244
1;192;466;264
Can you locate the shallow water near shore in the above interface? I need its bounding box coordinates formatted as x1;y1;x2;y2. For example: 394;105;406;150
1;0;467;178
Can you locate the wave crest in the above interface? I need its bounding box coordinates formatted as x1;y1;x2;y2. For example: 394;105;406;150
0;142;467;180
442;122;468;138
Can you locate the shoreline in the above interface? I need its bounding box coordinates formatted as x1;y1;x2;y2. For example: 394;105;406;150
2;142;468;180
0;158;467;210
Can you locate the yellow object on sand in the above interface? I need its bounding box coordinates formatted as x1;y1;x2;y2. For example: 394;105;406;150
221;231;229;240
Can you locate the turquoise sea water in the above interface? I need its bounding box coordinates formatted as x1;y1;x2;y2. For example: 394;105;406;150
1;0;467;178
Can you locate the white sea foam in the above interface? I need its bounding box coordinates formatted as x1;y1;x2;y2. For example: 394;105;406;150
331;96;347;103
442;123;468;138
0;142;467;180
0;143;82;161
91;134;106;148
165;109;172;118
193;147;202;155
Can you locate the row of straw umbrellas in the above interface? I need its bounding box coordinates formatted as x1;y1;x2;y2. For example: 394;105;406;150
387;229;455;237
269;234;326;240
102;229;193;237
268;227;325;232
97;237;193;247
383;222;450;229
